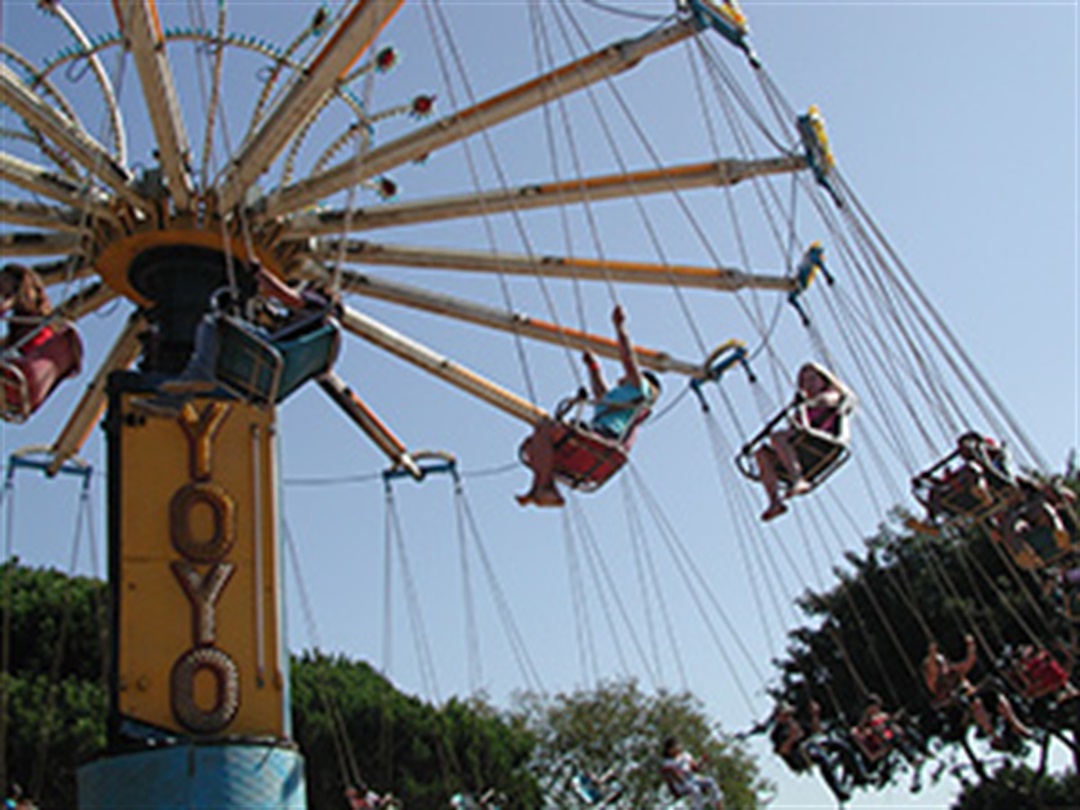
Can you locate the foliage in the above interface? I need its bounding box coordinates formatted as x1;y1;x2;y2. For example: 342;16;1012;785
951;763;1080;809
291;651;541;807
768;474;1080;800
3;561;772;808
511;678;772;808
1;561;107;808
0;560;545;808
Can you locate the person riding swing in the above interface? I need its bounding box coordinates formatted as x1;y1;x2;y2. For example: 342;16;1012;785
743;362;853;522
922;634;1032;750
517;305;660;507
0;263;83;422
134;262;340;416
659;736;725;810
909;433;1016;534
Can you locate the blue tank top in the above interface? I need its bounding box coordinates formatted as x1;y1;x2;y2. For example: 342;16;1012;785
591;380;653;439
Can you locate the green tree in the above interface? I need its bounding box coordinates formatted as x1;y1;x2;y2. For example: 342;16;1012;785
767;474;1079;799
0;561;107;809
2;562;771;808
291;651;540;807
511;678;772;808
952;763;1080;809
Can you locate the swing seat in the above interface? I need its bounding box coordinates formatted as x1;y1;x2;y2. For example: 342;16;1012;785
0;327;83;423
1017;524;1073;570
737;425;850;494
998;480;1079;570
851;726;892;763
1014;654;1069;700
571;775;603;804
911;453;1015;529
215;312;340;405
520;388;652;493
570;771;621;806
519;422;629;493
736;382;853;495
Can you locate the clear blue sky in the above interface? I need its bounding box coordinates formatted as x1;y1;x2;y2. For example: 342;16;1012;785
1;1;1076;807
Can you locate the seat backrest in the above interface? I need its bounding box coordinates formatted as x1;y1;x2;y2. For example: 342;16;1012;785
551;427;628;492
0;325;83;422
0;360;31;423
215;315;285;404
273;318;341;402
790;430;847;482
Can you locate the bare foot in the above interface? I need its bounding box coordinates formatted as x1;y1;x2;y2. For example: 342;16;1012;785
761;501;787;522
516;489;565;507
788;479;812;497
531;489;565;507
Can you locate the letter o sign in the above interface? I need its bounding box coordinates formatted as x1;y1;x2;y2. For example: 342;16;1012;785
170;482;236;562
171;647;241;733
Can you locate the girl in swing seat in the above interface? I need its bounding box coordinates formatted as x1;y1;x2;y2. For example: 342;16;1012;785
516;305;660;507
0;263;82;420
755;362;850;522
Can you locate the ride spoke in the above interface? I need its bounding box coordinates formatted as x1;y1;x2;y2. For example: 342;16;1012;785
113;0;194;212
217;0;405;213
284;156;807;236
301;261;703;376
0;64;147;212
256;17;699;220
338;304;548;427
306;240;794;293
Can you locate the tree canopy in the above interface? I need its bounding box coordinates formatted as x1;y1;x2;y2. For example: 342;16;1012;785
1;562;767;807
511;678;771;808
764;475;1079;800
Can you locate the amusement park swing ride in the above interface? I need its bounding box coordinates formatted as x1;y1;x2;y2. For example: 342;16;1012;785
0;0;1076;806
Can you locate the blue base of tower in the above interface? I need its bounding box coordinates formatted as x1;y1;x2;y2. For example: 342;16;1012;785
77;741;306;808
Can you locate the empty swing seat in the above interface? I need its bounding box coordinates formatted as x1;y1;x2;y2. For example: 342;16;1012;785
215;312;341;406
1017;525;1070;571
0;326;83;423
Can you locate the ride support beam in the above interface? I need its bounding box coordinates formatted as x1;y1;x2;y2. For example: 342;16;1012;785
46;312;145;476
35;259;98;287
0;152;119;225
0;199;93;234
0;231;84;258
53;281;119;322
257;18;699;220
0;63;147;212
307;240;795;293
300;261;703;377
338;305;550;427
317;372;422;479
284;156;808;236
216;0;404;213
112;0;194;213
